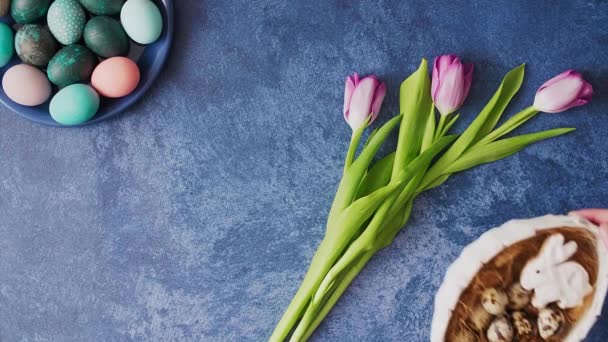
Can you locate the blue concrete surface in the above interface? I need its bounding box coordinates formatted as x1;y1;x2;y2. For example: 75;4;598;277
0;0;607;341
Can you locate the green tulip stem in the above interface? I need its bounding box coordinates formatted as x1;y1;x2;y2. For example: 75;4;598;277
291;251;374;342
269;238;341;342
344;122;367;171
474;106;538;146
434;114;448;141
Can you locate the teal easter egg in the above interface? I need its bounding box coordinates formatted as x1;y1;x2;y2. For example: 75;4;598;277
50;84;100;125
47;0;86;45
0;23;14;67
47;45;97;87
120;0;162;45
11;0;51;24
15;24;58;66
84;16;129;58
78;0;124;15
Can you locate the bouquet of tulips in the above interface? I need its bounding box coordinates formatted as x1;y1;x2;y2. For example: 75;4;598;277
270;55;593;342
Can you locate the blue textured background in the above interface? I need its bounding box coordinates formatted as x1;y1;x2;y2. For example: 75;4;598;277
0;0;607;341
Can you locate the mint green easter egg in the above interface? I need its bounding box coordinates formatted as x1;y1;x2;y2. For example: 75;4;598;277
47;0;86;45
50;84;100;126
120;0;162;45
0;23;14;67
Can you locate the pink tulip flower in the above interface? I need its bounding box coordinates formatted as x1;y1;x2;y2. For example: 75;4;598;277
343;73;387;130
533;70;593;113
431;55;474;116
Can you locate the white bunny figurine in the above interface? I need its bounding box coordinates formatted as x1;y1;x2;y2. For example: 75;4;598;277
520;234;593;309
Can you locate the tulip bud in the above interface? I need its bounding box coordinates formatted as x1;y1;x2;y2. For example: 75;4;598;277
533;70;593;113
343;73;387;130
431;55;474;116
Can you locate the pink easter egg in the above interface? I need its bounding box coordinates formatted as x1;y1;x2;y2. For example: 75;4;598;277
2;64;52;106
91;57;140;98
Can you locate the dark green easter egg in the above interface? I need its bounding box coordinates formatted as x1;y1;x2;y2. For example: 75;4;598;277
0;0;10;16
84;16;129;58
11;0;51;24
47;45;97;87
78;0;123;15
15;24;57;66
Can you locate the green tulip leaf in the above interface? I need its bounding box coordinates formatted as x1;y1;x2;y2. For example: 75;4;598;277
331;181;402;241
356;152;395;199
393;59;432;177
421;105;436;152
476;64;526;140
443;127;575;174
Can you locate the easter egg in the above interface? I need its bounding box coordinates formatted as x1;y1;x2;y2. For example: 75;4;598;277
0;23;14;67
78;0;124;15
120;0;162;45
2;64;51;106
11;0;51;24
50;84;100;125
47;45;97;87
47;0;86;45
15;24;58;66
84;16;129;58
0;0;10;16
91;57;140;98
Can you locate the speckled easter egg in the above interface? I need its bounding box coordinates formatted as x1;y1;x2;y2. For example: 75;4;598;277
120;0;162;44
0;0;10;16
91;56;140;98
15;24;58;66
0;23;14;67
11;0;50;24
47;45;97;87
50;84;99;125
47;0;86;45
84;16;128;58
78;0;124;15
2;64;51;106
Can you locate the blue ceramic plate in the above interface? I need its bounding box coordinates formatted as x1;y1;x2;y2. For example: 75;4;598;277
0;0;174;127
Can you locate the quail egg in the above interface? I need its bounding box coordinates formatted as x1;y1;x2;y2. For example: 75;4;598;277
482;288;509;315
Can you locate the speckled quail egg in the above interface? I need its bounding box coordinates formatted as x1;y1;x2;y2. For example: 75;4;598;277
512;311;535;337
454;329;476;342
508;283;531;310
487;316;514;342
470;305;492;331
481;288;509;315
538;307;564;340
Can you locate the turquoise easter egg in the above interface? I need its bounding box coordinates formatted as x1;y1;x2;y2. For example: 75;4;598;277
47;45;97;87
78;0;124;15
11;0;51;24
50;84;100;125
84;16;129;58
120;0;162;45
47;0;86;45
0;23;14;67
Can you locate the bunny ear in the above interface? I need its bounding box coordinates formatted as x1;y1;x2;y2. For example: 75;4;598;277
560;241;578;261
541;234;565;261
543;234;565;255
